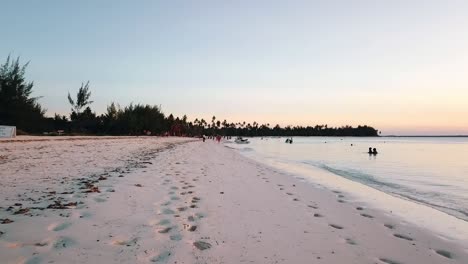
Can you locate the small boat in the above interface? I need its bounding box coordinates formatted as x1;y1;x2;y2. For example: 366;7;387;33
235;137;250;144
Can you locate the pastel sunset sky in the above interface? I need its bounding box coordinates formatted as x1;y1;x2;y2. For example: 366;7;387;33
2;0;468;135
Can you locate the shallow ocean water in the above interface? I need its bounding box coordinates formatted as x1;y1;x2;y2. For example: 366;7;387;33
229;136;468;222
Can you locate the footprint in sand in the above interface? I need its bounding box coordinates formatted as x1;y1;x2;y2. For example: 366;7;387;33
384;224;394;229
356;206;364;210
93;197;107;203
314;213;323;218
112;237;138;246
162;208;175;215
177;207;188;212
34;241;49;247
19;255;42;264
308;205;318;209
151;251;172;263
393;234;413;241
48;222;72;232
378;258;402;264
53;236;76;249
329;224;343;230
434;249;453;259
158;227;172;234
193;241;212;250
158;219;171;226
361;213;374;219
345;238;357;245
170;234;182;241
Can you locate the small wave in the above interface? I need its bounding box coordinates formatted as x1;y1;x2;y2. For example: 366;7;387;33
302;161;468;222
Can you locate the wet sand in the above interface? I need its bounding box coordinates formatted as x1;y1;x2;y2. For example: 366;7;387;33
0;137;467;263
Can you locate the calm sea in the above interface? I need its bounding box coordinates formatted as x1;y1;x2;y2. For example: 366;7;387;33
228;137;468;222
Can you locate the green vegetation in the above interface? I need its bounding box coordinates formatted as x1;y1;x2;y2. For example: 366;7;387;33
0;56;379;137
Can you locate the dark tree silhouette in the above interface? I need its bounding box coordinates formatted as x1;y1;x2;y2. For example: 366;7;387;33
0;55;46;132
68;81;93;120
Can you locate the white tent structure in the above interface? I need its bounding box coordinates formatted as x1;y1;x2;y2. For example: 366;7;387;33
0;126;16;138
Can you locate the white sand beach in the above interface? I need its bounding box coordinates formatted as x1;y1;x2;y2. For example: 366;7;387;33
1;137;467;264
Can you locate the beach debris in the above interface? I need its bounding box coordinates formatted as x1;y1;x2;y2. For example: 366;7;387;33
81;181;100;193
0;231;4;237
13;208;30;215
188;225;197;232
193;241;211;250
0;219;14;224
134;184;143;187
47;201;77;209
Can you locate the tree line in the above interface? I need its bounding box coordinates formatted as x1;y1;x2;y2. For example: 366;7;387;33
0;56;379;137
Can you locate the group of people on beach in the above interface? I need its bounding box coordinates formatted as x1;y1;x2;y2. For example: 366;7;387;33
368;147;378;155
203;135;230;143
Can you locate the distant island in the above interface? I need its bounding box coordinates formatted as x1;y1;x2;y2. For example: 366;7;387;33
0;56;379;137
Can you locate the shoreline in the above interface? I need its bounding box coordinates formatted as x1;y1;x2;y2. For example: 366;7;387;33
243;154;468;243
1;137;467;263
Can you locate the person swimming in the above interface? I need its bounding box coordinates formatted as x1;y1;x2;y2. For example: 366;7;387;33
368;147;378;154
